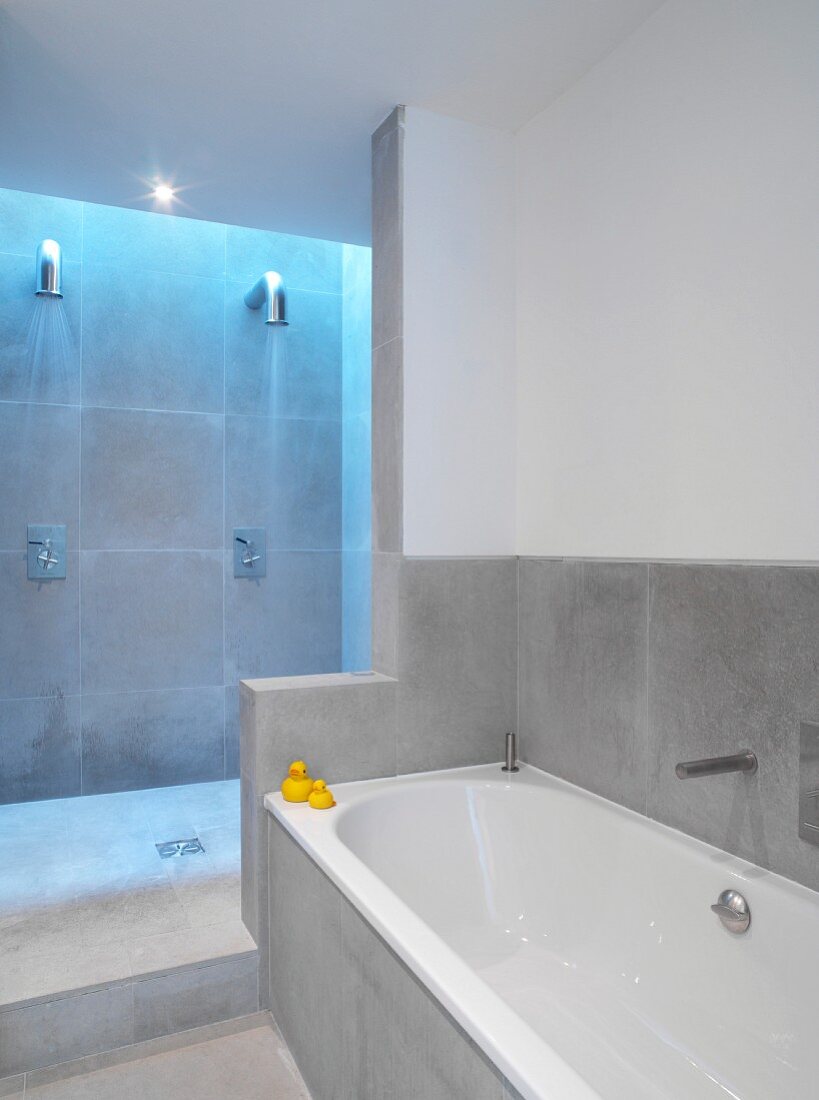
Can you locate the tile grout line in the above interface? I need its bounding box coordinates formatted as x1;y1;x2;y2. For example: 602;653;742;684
222;228;228;781
516;555;521;759
644;562;650;818
0;399;344;425
78;200;85;798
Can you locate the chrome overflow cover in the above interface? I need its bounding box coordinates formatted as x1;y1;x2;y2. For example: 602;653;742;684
711;889;750;934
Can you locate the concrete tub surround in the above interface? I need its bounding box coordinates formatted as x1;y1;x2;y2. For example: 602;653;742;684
268;814;520;1100
0;186;371;802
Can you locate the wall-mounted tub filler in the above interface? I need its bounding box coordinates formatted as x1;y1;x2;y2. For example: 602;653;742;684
502;731;518;773
675;750;757;779
35;239;63;298
798;721;819;845
244;271;287;325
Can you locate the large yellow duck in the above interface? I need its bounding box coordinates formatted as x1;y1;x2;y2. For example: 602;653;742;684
308;779;336;810
281;760;314;803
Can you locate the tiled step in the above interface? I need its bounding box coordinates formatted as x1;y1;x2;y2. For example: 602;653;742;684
0;925;259;1079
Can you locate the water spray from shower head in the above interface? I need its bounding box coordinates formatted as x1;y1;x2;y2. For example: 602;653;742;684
244;271;287;325
35;239;63;299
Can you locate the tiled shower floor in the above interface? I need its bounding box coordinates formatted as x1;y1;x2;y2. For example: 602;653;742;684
0;780;252;1008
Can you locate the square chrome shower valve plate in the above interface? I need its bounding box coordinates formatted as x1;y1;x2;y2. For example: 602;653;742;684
156;838;205;858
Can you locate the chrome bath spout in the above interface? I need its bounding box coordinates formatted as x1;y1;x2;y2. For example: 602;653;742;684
675;751;757;779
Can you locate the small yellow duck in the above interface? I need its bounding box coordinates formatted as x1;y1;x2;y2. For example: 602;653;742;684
308;779;336;810
281;760;314;803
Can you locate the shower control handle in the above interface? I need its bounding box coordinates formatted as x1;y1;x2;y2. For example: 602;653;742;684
233;528;267;578
33;538;60;571
28;537;60;570
27;525;67;580
235;536;261;568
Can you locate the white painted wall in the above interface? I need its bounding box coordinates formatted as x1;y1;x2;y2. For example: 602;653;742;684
516;0;819;560
402;107;516;556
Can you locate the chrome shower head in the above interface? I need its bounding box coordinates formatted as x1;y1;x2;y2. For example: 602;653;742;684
244;271;287;325
35;239;63;298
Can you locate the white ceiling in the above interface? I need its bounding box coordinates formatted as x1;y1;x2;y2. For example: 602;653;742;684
0;0;663;243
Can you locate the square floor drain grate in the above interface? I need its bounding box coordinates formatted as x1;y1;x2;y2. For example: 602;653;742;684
156;837;205;858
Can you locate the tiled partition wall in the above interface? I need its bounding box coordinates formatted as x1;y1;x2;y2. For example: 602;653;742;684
240;109;518;1010
518;558;819;893
0;187;369;803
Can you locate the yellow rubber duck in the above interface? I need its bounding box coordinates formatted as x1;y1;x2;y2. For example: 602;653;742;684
308;779;336;810
281;761;314;803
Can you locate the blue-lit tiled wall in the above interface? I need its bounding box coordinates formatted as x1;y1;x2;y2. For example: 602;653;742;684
341;244;372;671
0;187;370;801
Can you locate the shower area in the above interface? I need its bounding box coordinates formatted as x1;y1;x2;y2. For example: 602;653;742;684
0;186;371;1032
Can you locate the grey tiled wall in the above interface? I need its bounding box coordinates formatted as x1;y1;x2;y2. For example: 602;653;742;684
0;187;356;803
519;558;819;892
363;106;819;900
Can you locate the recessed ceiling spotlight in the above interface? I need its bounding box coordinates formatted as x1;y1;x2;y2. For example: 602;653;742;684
153;183;175;202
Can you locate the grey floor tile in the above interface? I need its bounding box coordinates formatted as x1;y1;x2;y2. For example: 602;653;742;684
0;1074;24;1097
0;795;70;847
128;920;255;979
518;559;649;812
0;942;132;1008
24;1023;309;1099
77;876;189;945
81;407;222;550
170;872;241;928
0;901;86;964
141;779;239;841
194;824;241;872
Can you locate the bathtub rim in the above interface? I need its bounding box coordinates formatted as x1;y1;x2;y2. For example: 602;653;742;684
264;760;815;1100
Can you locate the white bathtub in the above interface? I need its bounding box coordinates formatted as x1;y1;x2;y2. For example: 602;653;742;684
265;762;819;1100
